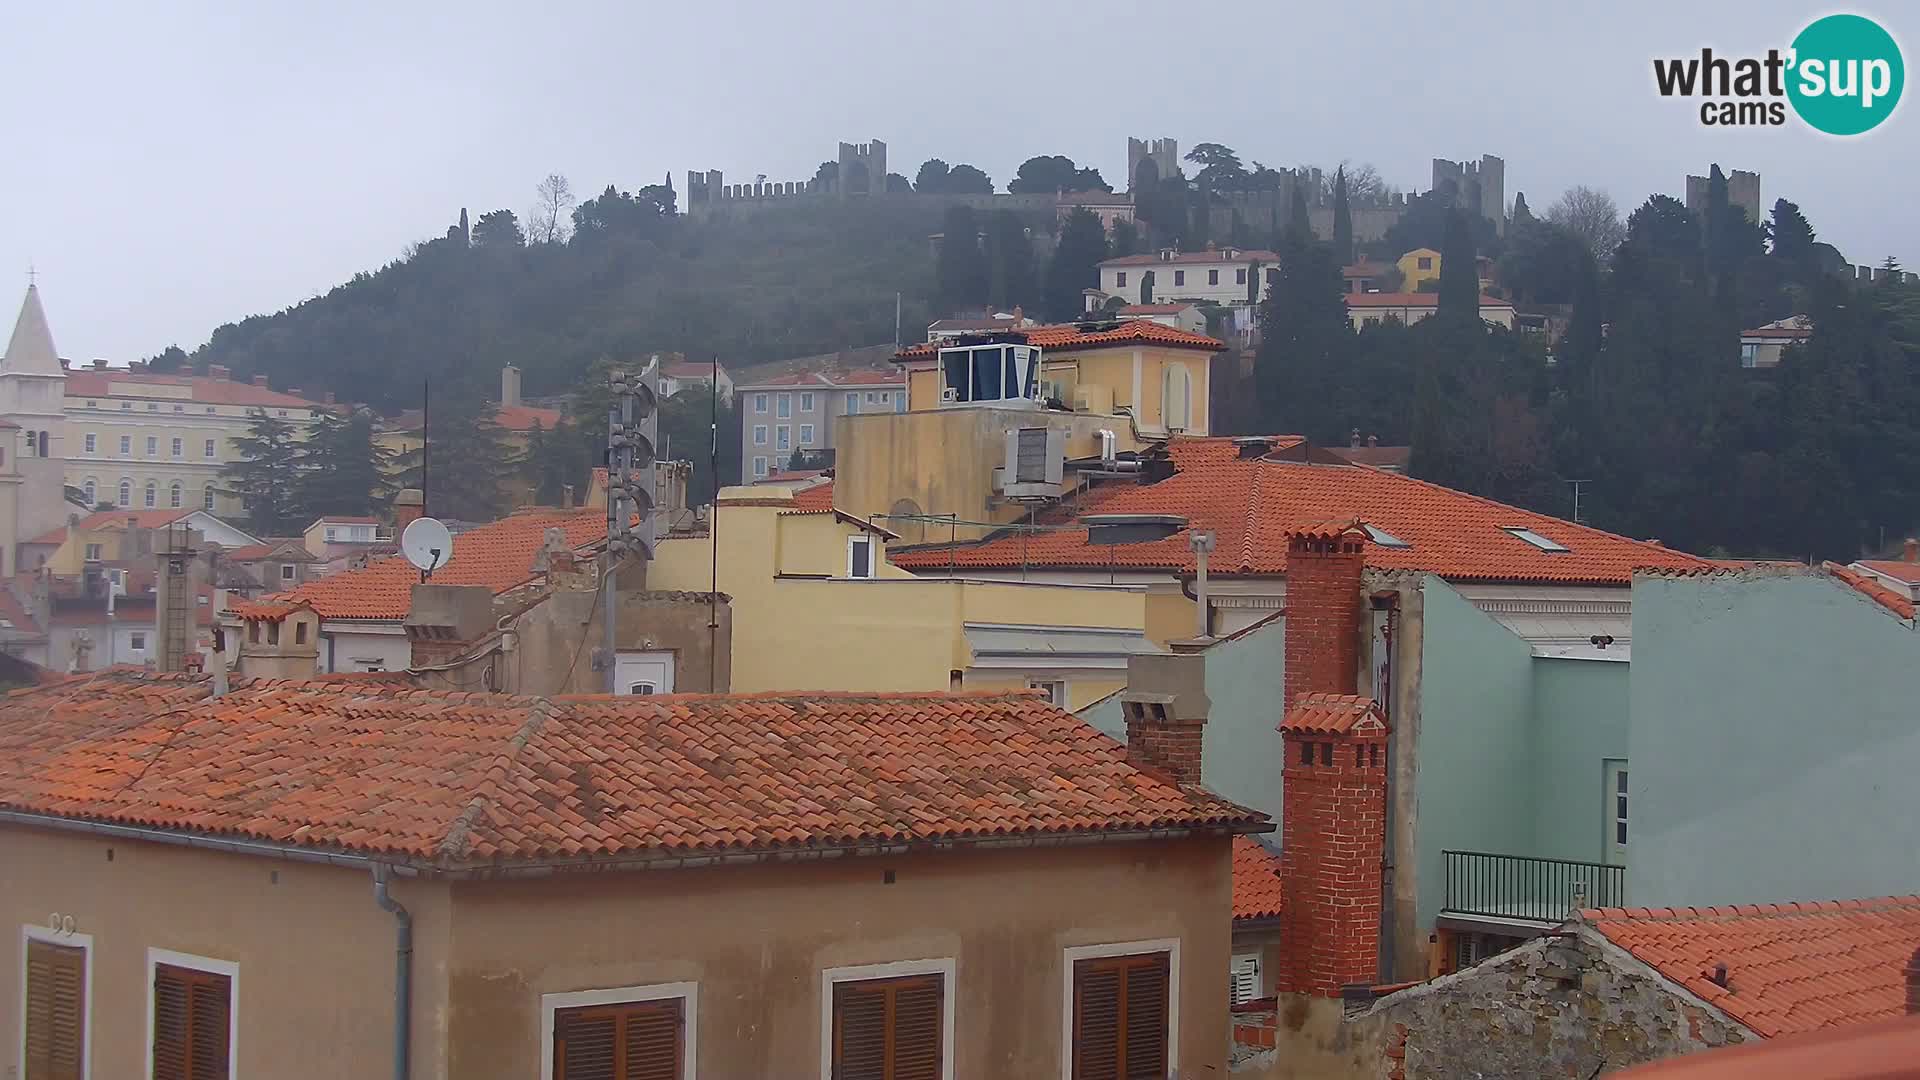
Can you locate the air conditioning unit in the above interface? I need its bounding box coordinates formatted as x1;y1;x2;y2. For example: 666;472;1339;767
1000;427;1065;501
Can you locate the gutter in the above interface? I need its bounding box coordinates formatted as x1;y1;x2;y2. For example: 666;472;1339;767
371;864;412;1080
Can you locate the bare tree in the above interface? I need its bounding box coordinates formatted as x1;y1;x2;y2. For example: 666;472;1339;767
1296;161;1400;207
529;173;576;245
1547;186;1625;262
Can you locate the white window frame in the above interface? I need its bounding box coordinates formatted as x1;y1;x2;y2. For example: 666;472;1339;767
171;438;183;458
1229;952;1262;1005
145;948;238;1080
752;456;768;478
119;436;131;456
753;393;768;414
847;535;874;578
818;957;955;1080
280;563;296;581
84;433;96;454
799;392;814;412
20;923;94;1080
752;425;767;446
539;981;698;1080
203;439;216;459
844;392;859;415
1027;678;1068;707
776;426;790;451
798;424;814;446
777;393;791;418
146;437;157;457
1059;939;1180;1080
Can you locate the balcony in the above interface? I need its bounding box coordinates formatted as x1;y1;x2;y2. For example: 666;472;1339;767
1441;850;1625;926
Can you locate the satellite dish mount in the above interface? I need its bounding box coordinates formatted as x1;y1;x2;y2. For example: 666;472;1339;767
402;517;454;582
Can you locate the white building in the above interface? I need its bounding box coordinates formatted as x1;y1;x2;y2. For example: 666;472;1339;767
659;358;734;402
1097;247;1282;308
1343;292;1516;331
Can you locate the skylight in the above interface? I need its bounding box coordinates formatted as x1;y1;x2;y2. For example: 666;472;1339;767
1364;525;1411;549
1504;527;1570;553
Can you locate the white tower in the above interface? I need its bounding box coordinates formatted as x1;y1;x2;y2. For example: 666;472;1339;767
0;284;70;575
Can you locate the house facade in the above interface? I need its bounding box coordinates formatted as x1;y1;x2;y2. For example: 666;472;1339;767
1098;247;1280;307
737;369;906;481
1345;291;1517;330
1739;315;1811;368
0;675;1261;1078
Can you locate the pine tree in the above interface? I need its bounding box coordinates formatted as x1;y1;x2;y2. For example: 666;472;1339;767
1511;192;1534;227
935;206;989;314
1254;235;1352;437
1437;208;1479;321
986;210;1036;311
407;392;515;522
293;409;395;520
1287;176;1312;243
1765;198;1817;266
1044;208;1109;321
1332;167;1354;265
221;413;304;536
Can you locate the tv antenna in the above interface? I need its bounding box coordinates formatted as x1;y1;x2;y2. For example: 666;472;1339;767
402;517;453;582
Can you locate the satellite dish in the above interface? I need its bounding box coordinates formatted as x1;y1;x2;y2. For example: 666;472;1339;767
402;517;453;574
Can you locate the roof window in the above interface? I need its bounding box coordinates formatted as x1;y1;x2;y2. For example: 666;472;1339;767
1504;527;1569;553
1364;525;1411;549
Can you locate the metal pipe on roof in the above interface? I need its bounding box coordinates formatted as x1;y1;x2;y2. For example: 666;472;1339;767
372;863;413;1080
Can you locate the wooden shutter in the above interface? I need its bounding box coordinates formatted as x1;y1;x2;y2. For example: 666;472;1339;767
554;999;683;1080
152;963;230;1080
832;975;944;1080
1072;953;1170;1080
24;940;85;1080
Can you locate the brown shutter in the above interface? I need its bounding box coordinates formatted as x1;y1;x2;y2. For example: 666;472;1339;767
554;1000;683;1080
24;939;86;1080
152;963;230;1080
832;975;943;1080
1072;953;1169;1080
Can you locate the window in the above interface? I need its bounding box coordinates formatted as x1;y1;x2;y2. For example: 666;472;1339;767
1066;944;1174;1080
753;425;768;446
1116;272;1127;288
845;392;859;415
129;631;148;652
800;392;814;412
280;563;296;581
147;402;159;411
84;433;96;454
117;480;131;507
276;410;287;417
1503;526;1569;553
776;426;790;451
22;928;90;1080
294;621;309;645
169;481;183;509
1162;364;1192;433
1417;256;1432;270
1208;269;1219;285
799;424;814;446
776;393;791;419
542;983;694;1080
85;400;96;408
267;621;279;645
173;404;184;413
1613;765;1630;846
847;536;873;578
119;436;131;456
1028;678;1067;706
248;621;259;644
82;480;96;505
146;436;158;457
895;393;906;413
752;456;768;478
823;962;952;1080
120;402;132;411
205;406;215;415
203;488;215;510
1740;342;1760;368
149;950;235;1080
754;393;768;414
1363;525;1411;549
1236;268;1248;284
1229;953;1262;1006
143;481;157;508
1173;270;1185;286
171;437;183;458
203;439;216;459
867;392;879;404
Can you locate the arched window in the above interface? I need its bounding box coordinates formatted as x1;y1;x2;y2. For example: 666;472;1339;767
143;480;157;508
82;479;96;505
117;479;131;507
169;481;183;509
1163;363;1193;433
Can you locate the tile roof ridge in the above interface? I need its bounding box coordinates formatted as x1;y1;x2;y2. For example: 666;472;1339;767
1237;460;1263;572
436;696;559;863
1582;894;1920;923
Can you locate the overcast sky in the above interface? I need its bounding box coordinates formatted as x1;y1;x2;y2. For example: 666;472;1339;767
4;0;1913;362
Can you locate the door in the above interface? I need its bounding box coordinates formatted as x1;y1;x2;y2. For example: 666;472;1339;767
615;651;675;695
1603;760;1629;867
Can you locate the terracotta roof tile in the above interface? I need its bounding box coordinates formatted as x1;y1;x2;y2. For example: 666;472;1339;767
1233;836;1285;920
0;676;1265;867
495;404;563;432
895;320;1223;360
272;508;609;620
1278;693;1385;735
1855;559;1920;586
1824;563;1917;620
1344;292;1513;309
1583;897;1920;1038
63;370;324;409
1100;249;1281;267
890;436;1714;585
1614;1014;1920;1079
28;509;191;546
790;481;834;512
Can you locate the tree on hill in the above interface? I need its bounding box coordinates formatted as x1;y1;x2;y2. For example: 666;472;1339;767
1287;180;1311;244
1254;235;1351;437
294;409;396;519
1510;192;1534;228
1111;219;1140;258
1437;208;1480;321
914;159;950;192
1009;155;1108;194
936;206;990;314
1546;186;1624;262
943;164;993;194
573;184;674;245
1765;198;1817;267
221;413;304;536
884;172;912;193
406;392;514;522
985;210;1036;311
471;209;525;250
530;174;575;245
1331;167;1354;265
1044;208;1109;321
1184;143;1248;191
659;385;742;505
1496;220;1593;305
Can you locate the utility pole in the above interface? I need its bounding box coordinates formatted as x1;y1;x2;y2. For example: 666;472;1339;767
599;360;660;693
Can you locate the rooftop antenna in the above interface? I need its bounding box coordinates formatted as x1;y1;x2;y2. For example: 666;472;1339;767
708;352;721;691
420;378;430;517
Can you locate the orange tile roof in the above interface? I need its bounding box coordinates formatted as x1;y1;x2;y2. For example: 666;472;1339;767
894;319;1223;360
272;507;609;620
890;437;1715;585
1614;1014;1920;1079
1232;836;1285;920
0;677;1265;867
1824;563;1917;620
1582;897;1920;1038
495;404;563;432
27;509;191;547
1854;559;1920;586
63;369;325;409
1344;292;1513;309
1279;693;1385;735
226;600;311;622
1100;248;1281;267
790;481;834;512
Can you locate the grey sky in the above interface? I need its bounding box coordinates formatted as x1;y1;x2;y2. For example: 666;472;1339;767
5;0;1914;362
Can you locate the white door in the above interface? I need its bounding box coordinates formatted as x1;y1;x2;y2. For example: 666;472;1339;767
1603;760;1629;866
615;651;675;695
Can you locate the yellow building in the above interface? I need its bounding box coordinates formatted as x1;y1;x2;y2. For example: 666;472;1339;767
1397;247;1442;291
648;484;1155;708
837;319;1224;544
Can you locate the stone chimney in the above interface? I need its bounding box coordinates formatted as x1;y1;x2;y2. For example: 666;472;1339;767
404;584;496;670
501;365;522;409
1119;652;1209;787
1277;523;1387;998
251;374;269;387
392;488;425;532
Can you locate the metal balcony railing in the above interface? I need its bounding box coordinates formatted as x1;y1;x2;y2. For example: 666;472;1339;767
1442;850;1625;923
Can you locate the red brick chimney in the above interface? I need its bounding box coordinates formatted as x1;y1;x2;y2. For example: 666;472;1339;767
392;488;425;532
1278;522;1387;998
1904;538;1918;564
1120;652;1209;787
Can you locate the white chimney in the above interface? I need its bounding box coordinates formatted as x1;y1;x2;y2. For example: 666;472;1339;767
501;365;522;409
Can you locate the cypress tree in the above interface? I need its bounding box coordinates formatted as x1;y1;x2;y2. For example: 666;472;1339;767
1437;208;1479;321
1332;167;1354;265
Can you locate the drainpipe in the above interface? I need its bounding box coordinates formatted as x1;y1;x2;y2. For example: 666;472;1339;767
372;863;412;1080
1187;531;1216;639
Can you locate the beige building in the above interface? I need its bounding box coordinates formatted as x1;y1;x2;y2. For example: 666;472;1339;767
0;286;77;578
0;672;1263;1079
1098;246;1280;307
1344;291;1516;331
1740;315;1811;369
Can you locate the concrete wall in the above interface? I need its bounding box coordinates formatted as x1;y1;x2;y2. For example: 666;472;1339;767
1629;571;1920;906
1532;657;1630;865
0;826;455;1080
1412;580;1536;935
445;839;1233;1079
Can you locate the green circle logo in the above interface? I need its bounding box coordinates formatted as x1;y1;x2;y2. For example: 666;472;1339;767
1788;14;1904;135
